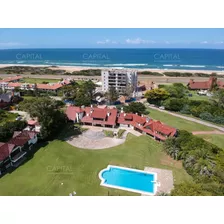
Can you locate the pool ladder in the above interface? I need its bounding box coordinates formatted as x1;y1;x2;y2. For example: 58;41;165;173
151;181;161;187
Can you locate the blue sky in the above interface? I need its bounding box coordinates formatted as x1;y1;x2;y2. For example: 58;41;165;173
0;28;224;49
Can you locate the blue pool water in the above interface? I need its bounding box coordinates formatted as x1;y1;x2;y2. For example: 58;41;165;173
100;166;156;194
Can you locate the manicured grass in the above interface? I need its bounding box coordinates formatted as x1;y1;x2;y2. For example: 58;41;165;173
0;133;191;196
148;108;214;132
21;78;60;84
197;134;224;149
188;91;210;102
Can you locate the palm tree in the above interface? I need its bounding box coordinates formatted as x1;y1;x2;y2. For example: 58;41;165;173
105;86;119;104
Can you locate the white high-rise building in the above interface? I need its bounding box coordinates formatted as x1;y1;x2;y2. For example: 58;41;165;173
101;69;138;95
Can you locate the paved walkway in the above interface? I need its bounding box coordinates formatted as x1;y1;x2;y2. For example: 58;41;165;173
147;106;224;132
67;126;142;150
82;125;142;137
142;167;174;196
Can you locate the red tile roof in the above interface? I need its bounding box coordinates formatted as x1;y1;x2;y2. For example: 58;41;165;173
91;108;107;119
0;142;15;161
1;76;22;83
36;83;62;90
66;106;84;121
81;106;117;126
188;76;224;90
8;131;37;146
217;81;224;89
8;83;22;87
118;112;176;141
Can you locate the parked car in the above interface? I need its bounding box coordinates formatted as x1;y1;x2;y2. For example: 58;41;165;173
159;106;165;110
16;116;22;121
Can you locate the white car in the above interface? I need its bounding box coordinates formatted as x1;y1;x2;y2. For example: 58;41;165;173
159;106;165;110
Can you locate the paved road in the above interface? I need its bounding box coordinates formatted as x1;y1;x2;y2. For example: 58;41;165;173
147;106;224;132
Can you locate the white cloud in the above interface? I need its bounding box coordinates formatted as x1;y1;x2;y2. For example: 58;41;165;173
214;41;224;44
97;39;117;44
125;38;155;44
200;41;208;44
0;42;27;48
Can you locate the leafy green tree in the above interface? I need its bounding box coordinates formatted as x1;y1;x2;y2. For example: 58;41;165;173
124;102;147;115
145;88;170;105
163;98;186;111
19;97;66;140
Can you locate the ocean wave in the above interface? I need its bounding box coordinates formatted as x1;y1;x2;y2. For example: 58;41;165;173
163;64;175;67
179;65;206;68
216;66;224;69
104;63;148;66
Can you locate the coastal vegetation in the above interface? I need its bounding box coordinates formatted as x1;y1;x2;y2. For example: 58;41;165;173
164;130;224;196
145;84;224;125
0;66;101;76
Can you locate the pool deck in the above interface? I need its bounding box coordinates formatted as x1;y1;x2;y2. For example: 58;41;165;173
142;167;174;196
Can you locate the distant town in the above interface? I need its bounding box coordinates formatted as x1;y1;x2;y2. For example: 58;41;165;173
0;67;224;196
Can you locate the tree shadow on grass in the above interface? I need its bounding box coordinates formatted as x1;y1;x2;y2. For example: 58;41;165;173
56;122;83;142
0;141;48;178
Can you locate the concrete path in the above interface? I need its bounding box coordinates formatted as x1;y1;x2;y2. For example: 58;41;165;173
82;125;142;137
147;106;224;132
9;110;31;121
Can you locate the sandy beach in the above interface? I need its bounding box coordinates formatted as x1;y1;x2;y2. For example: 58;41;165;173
0;64;224;75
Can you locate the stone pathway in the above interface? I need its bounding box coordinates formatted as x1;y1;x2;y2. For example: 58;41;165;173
142;167;174;196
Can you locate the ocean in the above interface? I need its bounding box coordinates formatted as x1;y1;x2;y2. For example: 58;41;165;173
0;48;224;71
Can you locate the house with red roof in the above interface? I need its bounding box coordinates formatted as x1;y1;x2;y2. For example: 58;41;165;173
188;76;224;90
0;130;38;175
66;105;118;128
66;105;177;141
117;111;177;141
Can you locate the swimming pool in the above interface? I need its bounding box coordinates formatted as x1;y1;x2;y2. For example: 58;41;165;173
99;165;159;195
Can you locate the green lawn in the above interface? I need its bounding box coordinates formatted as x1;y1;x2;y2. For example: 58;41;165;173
197;134;224;149
147;108;214;132
21;78;60;84
188;91;210;102
0;111;18;125
0;133;191;196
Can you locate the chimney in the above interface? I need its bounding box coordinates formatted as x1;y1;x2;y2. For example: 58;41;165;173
91;104;93;108
135;112;138;115
107;112;110;116
121;107;124;113
141;114;144;117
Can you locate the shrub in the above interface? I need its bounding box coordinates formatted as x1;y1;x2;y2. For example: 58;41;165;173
117;129;126;138
103;130;114;137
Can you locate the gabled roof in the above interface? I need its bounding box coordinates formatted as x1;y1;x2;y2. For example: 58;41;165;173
0;142;15;161
0;76;22;83
217;81;224;89
8;131;37;146
66;106;84;121
91;108;107;119
36;83;62;90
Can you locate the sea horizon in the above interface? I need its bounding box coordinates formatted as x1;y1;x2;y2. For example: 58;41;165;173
0;48;224;71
